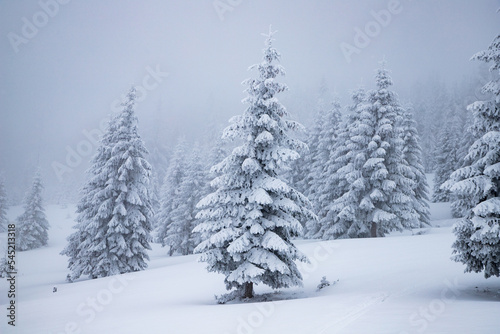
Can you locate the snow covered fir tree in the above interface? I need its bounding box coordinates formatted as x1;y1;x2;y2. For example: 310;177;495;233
193;28;315;300
307;87;366;239
0;255;8;278
401;108;431;227
0;177;8;233
317;63;421;239
61;87;154;281
155;138;188;252
444;34;500;278
16;169;50;251
160;144;208;256
61;107;120;281
432;106;463;203
302;98;344;238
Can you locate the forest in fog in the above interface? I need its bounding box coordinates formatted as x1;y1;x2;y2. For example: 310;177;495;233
0;1;499;333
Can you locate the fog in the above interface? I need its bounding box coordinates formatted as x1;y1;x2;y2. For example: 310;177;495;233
0;0;499;202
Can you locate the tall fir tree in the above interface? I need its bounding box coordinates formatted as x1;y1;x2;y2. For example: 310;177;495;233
305;98;343;238
194;29;315;300
16;169;50;251
62;88;154;280
290;81;331;205
410;77;453;173
0;177;8;233
450;104;479;218
198;136;229;243
155;138;188;249
163;145;207;255
325;63;416;239
432;105;462;202
294;100;325;200
62;111;119;281
401;108;431;227
147;140;170;231
444;34;500;278
312;87;366;239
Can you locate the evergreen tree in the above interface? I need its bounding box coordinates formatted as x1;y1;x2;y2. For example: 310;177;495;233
295;101;324;199
206;136;229;184
62;88;154;280
305;99;343;238
194;29;315;300
16;169;50;251
199;136;229;243
155;138;188;248
0;250;11;278
147;141;170;230
401;108;431;227
444;34;500;278
62;111;119;281
412;78;450;173
325;63;416;239
290;80;331;204
432;105;462;202
312;87;366;239
163;145;207;255
450;104;478;218
0;177;8;233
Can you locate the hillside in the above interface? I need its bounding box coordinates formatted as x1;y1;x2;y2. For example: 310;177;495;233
1;200;499;334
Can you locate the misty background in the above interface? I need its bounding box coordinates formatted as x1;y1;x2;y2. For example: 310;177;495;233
0;0;499;203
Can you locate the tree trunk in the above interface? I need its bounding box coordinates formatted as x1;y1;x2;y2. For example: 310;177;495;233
243;282;254;298
370;222;377;238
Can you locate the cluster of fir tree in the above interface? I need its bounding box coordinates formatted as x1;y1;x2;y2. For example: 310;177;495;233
154;137;226;256
289;62;430;240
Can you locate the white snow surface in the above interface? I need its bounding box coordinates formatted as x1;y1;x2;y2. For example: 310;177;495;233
1;201;499;334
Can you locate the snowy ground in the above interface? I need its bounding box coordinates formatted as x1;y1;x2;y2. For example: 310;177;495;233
1;200;499;334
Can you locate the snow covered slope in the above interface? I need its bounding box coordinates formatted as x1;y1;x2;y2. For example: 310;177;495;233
0;202;499;334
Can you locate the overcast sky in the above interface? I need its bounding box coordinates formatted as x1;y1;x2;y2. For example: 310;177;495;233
1;0;499;201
